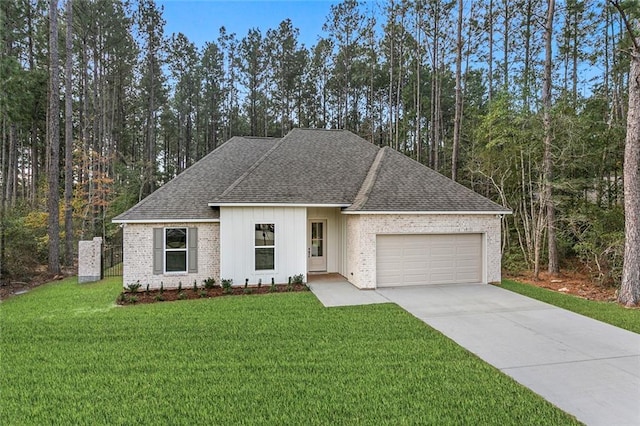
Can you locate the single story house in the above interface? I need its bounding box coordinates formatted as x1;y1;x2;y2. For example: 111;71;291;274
113;128;510;289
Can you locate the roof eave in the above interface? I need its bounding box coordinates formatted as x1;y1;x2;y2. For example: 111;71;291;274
341;210;512;215
112;218;221;224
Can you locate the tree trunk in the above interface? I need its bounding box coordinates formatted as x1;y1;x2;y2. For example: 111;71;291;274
542;0;559;276
64;0;73;267
47;0;61;274
0;117;5;279
452;0;463;181
502;0;510;90
488;0;494;102
618;17;640;306
415;3;421;163
5;124;16;208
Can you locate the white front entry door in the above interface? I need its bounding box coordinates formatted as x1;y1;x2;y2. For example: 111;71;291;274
308;220;327;272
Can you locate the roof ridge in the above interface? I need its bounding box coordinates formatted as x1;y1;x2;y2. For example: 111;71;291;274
347;146;387;211
240;136;281;140
214;136;287;201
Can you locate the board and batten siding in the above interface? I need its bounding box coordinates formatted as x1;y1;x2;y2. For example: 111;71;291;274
220;206;306;285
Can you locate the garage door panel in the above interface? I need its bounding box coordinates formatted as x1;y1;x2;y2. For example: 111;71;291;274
404;248;427;257
431;270;456;280
377;234;482;287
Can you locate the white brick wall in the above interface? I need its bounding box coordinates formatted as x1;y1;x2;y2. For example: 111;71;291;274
344;214;502;289
122;222;220;290
78;237;102;283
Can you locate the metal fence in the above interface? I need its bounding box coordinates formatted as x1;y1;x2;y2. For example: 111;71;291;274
102;229;123;278
102;244;123;277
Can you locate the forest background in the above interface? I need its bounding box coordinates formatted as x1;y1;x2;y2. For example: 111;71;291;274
1;0;638;304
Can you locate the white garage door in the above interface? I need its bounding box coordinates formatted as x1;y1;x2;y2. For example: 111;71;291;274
376;234;482;287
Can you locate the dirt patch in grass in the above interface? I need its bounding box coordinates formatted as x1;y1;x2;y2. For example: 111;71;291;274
0;266;75;301
505;269;617;302
117;283;310;305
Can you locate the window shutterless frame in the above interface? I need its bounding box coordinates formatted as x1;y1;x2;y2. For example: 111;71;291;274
254;223;275;271
164;227;188;273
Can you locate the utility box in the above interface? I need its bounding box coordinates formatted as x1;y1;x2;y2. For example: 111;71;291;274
78;237;102;283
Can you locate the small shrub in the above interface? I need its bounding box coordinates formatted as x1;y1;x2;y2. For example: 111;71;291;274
117;293;126;303
199;290;208;298
127;295;138;304
269;281;277;293
154;294;165;302
178;292;187;300
292;274;305;285
125;281;141;293
221;278;233;294
203;277;216;289
193;280;198;291
178;281;182;292
160;282;164;294
243;287;253;295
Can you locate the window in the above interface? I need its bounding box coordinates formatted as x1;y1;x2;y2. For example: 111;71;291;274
153;228;197;275
165;228;187;273
255;224;275;270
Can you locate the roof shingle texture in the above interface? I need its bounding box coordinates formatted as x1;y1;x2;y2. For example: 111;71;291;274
213;129;378;204
345;147;507;212
115;128;508;221
113;137;279;221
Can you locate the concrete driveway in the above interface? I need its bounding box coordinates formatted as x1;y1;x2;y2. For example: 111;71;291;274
375;283;640;426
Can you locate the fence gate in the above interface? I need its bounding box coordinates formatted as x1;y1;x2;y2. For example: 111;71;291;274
102;229;123;278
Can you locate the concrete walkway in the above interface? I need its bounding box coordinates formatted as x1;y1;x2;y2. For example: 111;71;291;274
307;274;387;307
310;278;640;425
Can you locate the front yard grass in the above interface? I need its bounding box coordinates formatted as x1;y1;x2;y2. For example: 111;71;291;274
499;280;640;334
1;277;579;425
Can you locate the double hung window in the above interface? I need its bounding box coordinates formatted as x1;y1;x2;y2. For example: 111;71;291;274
254;224;275;270
165;228;187;273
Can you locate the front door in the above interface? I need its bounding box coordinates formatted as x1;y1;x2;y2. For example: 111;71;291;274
308;220;327;272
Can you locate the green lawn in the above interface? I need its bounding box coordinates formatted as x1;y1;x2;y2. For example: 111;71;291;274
0;278;579;425
499;280;640;334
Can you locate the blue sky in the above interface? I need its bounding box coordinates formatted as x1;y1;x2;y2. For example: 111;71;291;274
158;0;338;49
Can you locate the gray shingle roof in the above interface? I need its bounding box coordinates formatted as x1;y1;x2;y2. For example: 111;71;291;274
344;147;508;212
213;129;379;204
113;136;279;221
114;129;509;222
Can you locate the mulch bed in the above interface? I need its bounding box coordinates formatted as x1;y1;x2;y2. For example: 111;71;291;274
505;270;618;302
117;283;310;305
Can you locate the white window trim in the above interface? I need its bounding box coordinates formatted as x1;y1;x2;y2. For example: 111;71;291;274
164;227;188;274
254;223;276;272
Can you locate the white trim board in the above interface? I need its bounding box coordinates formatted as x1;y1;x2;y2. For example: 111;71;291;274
113;219;220;224
341;210;512;215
